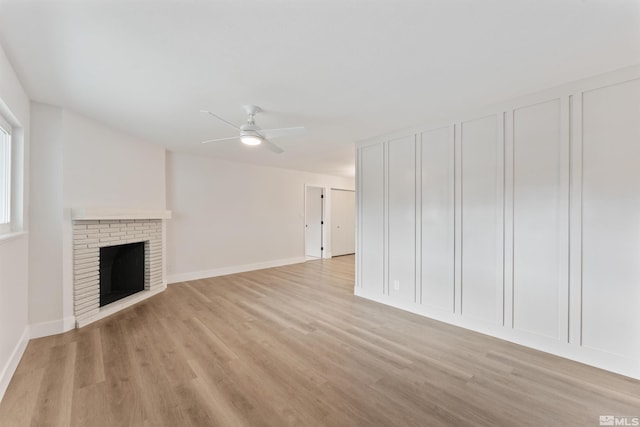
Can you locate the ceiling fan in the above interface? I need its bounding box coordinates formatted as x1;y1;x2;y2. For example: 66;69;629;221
200;105;306;154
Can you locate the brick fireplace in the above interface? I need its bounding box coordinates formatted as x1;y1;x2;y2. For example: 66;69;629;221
71;209;171;327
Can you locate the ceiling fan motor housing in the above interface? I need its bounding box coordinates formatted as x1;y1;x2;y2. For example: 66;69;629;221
240;123;264;139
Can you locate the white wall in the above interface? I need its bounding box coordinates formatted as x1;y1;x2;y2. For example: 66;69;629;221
28;105;166;335
0;42;30;402
29;104;63;329
356;65;640;380
166;152;354;282
62;110;166;210
0;236;28;401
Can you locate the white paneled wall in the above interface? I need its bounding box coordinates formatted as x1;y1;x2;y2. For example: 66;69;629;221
419;126;455;311
511;99;568;341
460;115;503;325
581;78;640;362
357;144;384;295
387;136;416;304
355;65;640;379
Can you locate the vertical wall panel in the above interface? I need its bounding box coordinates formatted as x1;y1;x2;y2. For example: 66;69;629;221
359;144;385;295
568;94;583;345
582;78;640;360
461;115;502;323
454;123;463;315
512;99;567;339
387;135;416;304
420;127;455;311
503;112;515;329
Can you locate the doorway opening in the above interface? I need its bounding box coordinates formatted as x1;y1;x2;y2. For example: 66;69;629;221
330;189;356;257
305;186;324;260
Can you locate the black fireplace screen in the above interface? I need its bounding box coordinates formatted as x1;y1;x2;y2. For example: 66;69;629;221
99;242;145;307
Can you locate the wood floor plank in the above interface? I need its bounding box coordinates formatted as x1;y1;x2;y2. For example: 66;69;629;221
70;382;111;427
73;328;106;390
0;366;45;426
30;341;77;426
1;255;640;426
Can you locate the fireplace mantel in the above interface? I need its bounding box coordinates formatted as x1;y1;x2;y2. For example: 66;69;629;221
71;207;172;220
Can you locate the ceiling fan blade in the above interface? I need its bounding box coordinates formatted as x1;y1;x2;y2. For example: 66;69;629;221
258;126;306;140
262;139;284;154
201;136;239;144
200;110;241;131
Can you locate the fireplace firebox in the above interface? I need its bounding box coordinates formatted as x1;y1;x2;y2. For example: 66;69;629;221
99;242;145;307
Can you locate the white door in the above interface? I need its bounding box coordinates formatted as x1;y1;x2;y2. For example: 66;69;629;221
331;189;355;256
305;186;324;258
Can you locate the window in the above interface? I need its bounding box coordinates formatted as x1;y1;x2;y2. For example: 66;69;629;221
0;114;11;234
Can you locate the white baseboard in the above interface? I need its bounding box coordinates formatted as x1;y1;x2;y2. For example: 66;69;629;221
167;257;306;284
29;316;76;339
0;326;29;403
354;289;640;380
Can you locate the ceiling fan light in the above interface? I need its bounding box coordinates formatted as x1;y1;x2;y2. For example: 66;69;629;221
240;135;262;146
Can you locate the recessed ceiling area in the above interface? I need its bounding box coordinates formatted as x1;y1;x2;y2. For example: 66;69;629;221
0;0;638;176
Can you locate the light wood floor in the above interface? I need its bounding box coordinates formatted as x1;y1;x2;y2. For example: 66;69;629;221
1;255;639;426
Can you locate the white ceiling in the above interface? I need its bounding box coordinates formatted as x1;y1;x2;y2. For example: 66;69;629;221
0;0;639;177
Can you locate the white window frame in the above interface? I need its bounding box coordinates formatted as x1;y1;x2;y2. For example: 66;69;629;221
0;113;11;234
